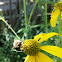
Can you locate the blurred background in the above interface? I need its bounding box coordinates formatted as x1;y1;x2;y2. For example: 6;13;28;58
0;0;62;62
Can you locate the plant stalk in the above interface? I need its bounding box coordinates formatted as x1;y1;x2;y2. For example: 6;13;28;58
45;2;48;33
60;11;61;36
24;0;27;28
0;16;20;40
28;0;39;24
59;11;62;43
24;0;28;39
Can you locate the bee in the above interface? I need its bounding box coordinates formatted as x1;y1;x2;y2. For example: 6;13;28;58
11;40;23;51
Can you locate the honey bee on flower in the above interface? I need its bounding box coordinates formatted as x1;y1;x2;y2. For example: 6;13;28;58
12;32;62;62
12;40;23;51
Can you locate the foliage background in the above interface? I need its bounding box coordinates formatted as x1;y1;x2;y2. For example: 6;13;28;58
0;0;62;62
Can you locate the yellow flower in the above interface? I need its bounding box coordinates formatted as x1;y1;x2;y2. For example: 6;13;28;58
50;2;62;27
22;32;62;62
30;0;33;2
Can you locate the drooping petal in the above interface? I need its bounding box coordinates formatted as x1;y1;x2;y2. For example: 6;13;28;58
38;32;62;43
40;45;62;58
34;33;46;41
50;8;60;27
36;52;54;62
24;55;35;62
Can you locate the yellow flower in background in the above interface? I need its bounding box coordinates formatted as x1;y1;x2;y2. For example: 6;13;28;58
30;0;33;2
22;32;62;62
50;2;62;27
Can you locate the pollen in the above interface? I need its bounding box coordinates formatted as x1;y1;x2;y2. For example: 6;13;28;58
22;39;40;56
54;2;62;10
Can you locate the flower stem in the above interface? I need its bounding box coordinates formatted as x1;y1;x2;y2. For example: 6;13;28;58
60;11;61;35
23;0;28;39
45;2;48;33
28;0;39;24
24;0;27;28
0;16;20;40
59;11;62;43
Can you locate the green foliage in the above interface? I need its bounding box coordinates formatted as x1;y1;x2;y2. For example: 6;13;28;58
0;0;62;62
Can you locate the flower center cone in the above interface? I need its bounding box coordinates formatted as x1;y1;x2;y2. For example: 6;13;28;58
22;39;40;56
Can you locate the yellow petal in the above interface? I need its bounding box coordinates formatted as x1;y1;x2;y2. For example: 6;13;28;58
24;55;35;62
36;52;54;62
40;45;62;58
38;32;62;43
34;33;46;41
24;55;30;62
50;8;60;27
